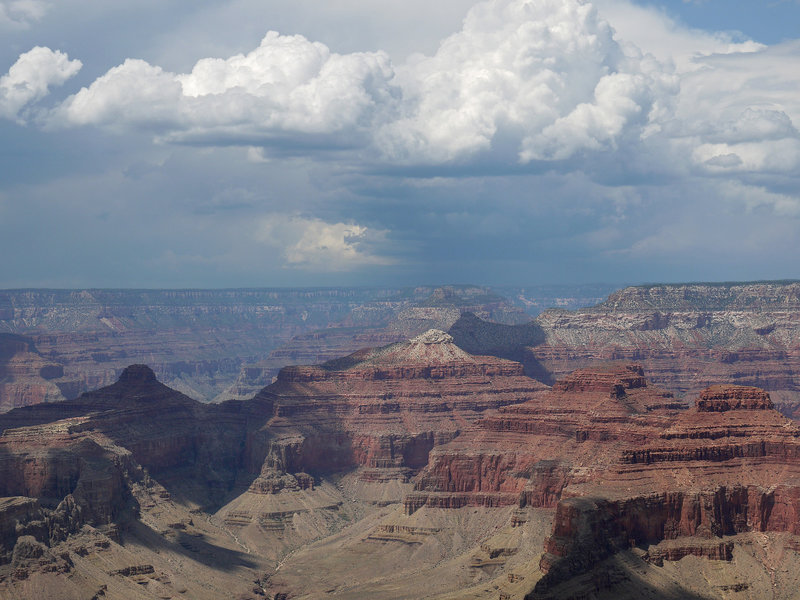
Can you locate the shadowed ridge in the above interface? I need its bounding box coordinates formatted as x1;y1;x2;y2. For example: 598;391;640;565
116;364;157;385
0;363;201;435
448;311;550;382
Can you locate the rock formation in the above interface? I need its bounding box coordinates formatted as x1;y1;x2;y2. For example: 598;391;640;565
0;287;435;405
406;363;685;514
0;331;550;598
531;383;800;598
216;286;533;401
0;364;281;599
0;334;78;412
530;282;800;417
254;329;548;487
4;300;800;599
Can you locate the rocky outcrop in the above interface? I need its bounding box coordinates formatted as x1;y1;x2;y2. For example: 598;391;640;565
695;384;774;411
0;334;79;412
0;418;141;528
255;330;547;483
530;282;800;417
406;364;685;514
531;384;800;597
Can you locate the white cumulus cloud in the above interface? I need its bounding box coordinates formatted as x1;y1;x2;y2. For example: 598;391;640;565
4;0;800;194
255;214;392;270
54;31;397;146
0;46;81;121
376;0;676;163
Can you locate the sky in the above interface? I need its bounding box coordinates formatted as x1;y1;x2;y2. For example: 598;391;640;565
1;0;799;288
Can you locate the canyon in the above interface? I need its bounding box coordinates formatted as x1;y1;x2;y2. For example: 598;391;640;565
2;280;800;598
0;286;546;410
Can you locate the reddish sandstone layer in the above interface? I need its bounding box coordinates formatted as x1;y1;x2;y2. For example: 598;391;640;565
254;329;548;481
0;327;545;512
406;364;686;514
531;384;800;597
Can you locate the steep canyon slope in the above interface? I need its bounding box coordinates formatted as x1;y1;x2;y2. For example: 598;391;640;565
264;364;800;599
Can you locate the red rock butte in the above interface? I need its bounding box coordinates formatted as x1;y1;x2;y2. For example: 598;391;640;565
695;384;774;412
405;363;685;514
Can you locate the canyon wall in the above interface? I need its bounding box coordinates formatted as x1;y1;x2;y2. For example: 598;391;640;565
531;282;800;415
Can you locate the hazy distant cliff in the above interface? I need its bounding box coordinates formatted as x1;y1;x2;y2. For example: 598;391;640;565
0;286;536;409
0;288;416;407
532;281;800;414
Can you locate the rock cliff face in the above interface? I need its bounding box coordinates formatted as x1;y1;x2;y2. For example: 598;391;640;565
0;334;79;412
255;329;548;484
0;364;283;515
406;363;685;514
531;282;800;416
531;384;800;598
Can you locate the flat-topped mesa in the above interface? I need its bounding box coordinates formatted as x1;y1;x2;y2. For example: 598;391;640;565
596;282;800;312
621;385;799;464
696;385;774;412
533;383;800;597
552;363;647;397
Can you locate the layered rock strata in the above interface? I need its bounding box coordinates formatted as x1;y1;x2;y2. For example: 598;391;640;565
254;329;548;484
0;334;79;412
406;363;685;514
0;287;430;405
531;282;800;416
532;384;800;598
